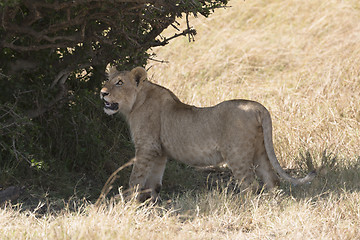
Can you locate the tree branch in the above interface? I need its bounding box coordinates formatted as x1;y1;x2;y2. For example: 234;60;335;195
151;28;197;47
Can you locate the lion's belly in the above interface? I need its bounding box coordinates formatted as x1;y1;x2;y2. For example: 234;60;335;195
162;141;223;166
160;125;224;166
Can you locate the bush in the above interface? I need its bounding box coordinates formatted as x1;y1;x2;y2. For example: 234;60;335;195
0;0;228;198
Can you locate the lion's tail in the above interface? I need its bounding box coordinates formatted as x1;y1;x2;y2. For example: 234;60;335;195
260;108;316;186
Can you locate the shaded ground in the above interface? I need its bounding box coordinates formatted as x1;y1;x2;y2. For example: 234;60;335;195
3;152;360;215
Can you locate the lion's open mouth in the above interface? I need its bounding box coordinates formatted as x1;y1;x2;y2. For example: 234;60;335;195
104;100;119;111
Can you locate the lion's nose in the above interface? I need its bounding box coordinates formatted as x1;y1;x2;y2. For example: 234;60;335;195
100;89;109;97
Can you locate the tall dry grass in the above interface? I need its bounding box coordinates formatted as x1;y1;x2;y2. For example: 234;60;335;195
148;0;360;167
1;0;360;239
1;188;360;239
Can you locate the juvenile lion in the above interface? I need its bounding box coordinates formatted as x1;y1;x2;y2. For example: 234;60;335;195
100;66;316;201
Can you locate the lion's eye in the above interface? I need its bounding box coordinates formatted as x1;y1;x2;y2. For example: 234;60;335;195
116;80;123;86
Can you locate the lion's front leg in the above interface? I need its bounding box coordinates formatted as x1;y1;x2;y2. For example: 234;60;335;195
129;150;166;202
144;154;167;201
129;155;153;202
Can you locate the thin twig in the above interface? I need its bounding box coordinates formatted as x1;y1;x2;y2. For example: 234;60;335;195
170;23;180;31
148;57;169;63
95;158;135;208
0;72;10;79
152;28;196;47
186;12;192;42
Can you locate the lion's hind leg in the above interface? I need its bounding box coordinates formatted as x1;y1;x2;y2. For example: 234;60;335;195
254;149;280;189
225;146;259;192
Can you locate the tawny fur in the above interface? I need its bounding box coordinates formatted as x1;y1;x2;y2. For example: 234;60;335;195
100;66;316;201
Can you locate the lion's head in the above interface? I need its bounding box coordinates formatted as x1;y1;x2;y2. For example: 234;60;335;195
100;66;147;115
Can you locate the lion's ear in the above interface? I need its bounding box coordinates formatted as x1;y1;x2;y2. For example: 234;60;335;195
131;67;147;86
105;64;119;80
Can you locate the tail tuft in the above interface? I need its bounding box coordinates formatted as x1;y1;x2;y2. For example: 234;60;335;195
292;170;317;186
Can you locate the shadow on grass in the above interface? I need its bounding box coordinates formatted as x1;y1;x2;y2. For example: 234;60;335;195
6;150;360;214
161;150;360;202
278;150;360;199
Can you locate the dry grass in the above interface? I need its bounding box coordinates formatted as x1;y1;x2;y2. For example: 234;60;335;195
1;0;360;239
1;188;360;239
148;0;360;165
